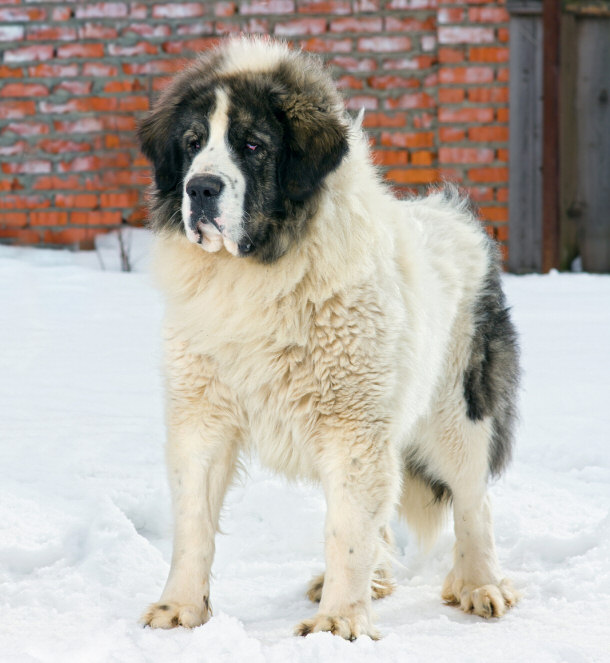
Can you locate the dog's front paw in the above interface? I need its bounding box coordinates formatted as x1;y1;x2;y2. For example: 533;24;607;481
442;575;519;618
294;613;379;641
140;600;210;629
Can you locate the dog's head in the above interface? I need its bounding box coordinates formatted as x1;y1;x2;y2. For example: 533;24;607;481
138;38;349;263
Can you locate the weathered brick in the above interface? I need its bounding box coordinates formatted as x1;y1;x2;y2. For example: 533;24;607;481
75;3;129;19
439;147;494;164
57;43;105;59
274;18;327;36
26;25;77;41
55;194;99;208
358;36;412;53
439;66;494;84
330;17;382;33
4;45;54;64
468;167;509;183
0;83;49;98
438;26;495;44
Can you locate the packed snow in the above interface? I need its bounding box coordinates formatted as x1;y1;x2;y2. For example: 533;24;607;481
0;229;608;663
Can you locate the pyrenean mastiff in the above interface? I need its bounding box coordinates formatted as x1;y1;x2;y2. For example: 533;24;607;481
138;37;520;640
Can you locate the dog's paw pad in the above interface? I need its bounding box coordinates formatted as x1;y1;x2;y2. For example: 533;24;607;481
140;601;210;629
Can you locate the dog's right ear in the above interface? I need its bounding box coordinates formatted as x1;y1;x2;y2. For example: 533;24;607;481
138;100;182;195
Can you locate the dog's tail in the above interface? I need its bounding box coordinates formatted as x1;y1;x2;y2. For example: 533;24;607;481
397;472;450;550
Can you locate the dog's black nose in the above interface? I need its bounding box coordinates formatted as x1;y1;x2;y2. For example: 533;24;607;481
186;175;224;206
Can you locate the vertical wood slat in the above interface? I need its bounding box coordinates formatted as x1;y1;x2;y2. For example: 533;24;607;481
508;10;544;273
575;17;610;272
542;0;561;272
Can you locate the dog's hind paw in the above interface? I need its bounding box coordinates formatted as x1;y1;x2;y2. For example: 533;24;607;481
140;600;210;629
442;576;520;619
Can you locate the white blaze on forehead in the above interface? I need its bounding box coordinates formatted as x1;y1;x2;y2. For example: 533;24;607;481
182;87;247;254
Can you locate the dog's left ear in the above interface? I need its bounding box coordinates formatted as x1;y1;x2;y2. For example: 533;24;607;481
138;99;182;195
276;90;349;202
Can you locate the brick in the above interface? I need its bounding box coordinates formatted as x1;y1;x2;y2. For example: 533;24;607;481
0;26;24;41
108;42;158;56
100;191;140;208
54;81;94;96
438;88;465;104
32;176;83;191
381;131;434;148
241;0;295;14
468;126;509;142
411;151;434;166
387;0;436;8
439;47;464;64
297;0;350;14
2;161;52;176
0;195;49;211
0;7;46;21
52;7;73;21
362;112;408;128
103;80;146;93
70;211;123;225
153;3;206;18
57;43;105;59
439;127;466;142
30;211;69;226
497;108;509;122
469;47;509;63
123;24;172;38
55;194;99;208
0;213;28;228
439;66;494;84
468;7;510;23
3;122;50;137
438;8;465;23
274;18;327;36
4;45;54;64
330;17;382;33
82;63;119;77
118;96;149;111
373;150;408;166
300;38;352;53
368;75;419;90
439;107;494;123
468;167;509;183
0;227;41;244
177;23;216;36
358;36;412;53
28;63;79;78
0;100;36;120
0;83;49;98
469;187;495;203
384;93;435;111
480;207;509;223
163;38;220;54
43;228;97;246
54;118;104;134
0;65;23;79
335;75;364;90
215;2;237;16
38;139;92;154
26;25;77;41
58;154;131;173
438;27;495;44
386;168;438;184
79;24;120;40
385;16;436;32
468;87;509;103
329;56;377;72
75;3;129;19
439;147;494;164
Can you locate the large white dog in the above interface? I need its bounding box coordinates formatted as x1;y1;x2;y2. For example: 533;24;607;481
138;37;520;640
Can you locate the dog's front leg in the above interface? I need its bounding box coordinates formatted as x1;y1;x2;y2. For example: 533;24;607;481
141;345;243;629
295;436;399;640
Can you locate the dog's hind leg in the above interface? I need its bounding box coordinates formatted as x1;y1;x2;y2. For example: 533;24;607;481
416;413;519;619
141;339;245;630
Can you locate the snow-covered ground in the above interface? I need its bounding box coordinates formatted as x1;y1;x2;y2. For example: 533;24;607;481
1;231;608;663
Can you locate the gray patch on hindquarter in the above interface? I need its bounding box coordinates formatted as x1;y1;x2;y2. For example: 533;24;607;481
463;259;520;477
404;449;453;504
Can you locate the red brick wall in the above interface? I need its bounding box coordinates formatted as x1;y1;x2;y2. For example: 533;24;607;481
0;0;510;254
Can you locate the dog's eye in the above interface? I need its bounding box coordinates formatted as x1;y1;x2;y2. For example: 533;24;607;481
245;142;258;153
188;138;201;154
